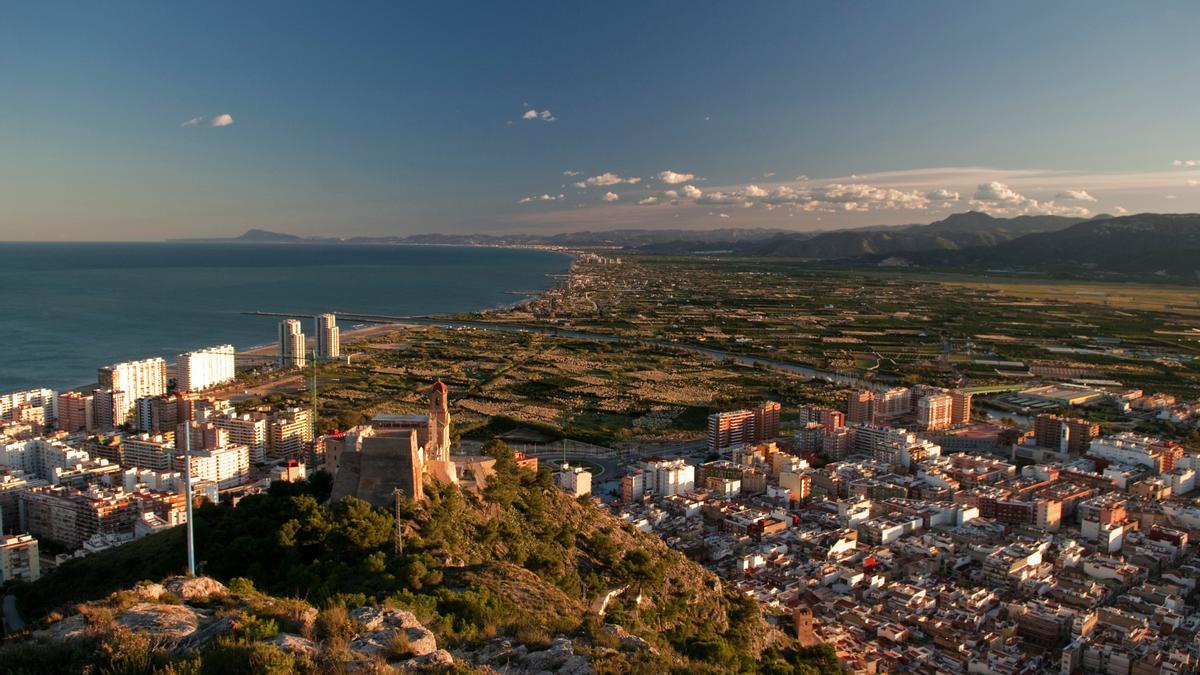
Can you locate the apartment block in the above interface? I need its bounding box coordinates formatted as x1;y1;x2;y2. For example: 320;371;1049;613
278;319;307;369
0;388;56;424
268;407;312;458
176;344;236;392
315;313;340;359
56;391;94;433
706;401;781;453
0;533;40;583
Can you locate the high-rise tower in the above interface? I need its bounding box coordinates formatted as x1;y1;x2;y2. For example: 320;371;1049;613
278;319;306;369
315;313;340;359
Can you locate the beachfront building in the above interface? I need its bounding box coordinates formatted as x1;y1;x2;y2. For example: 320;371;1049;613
278;319;306;369
0;388;57;424
97;358;167;421
315;313;340;360
176;344;236;392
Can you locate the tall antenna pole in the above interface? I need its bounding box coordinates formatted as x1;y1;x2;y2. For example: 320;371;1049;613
311;346;318;459
183;421;195;576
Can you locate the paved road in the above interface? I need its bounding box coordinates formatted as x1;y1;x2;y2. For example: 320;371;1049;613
3;593;24;633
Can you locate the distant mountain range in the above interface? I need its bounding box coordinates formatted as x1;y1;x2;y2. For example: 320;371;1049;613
898;213;1200;281
172;211;1200;282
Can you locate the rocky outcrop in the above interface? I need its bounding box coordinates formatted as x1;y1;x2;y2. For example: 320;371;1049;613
455;637;594;674
603;623;656;654
115;603;202;641
347;606;439;659
273;632;320;657
31;614;88;642
164;576;227;603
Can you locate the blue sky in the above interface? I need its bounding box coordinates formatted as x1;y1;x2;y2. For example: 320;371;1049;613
2;1;1199;239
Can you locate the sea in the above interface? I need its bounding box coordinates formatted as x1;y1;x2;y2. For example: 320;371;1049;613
0;242;571;392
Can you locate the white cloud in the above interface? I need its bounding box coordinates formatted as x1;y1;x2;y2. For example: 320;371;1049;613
637;196;658;205
662;189;678;199
1172;159;1199;167
762;172;776;178
517;193;562;204
574;172;640;188
562;170;580;177
926;189;959;201
182;113;234;128
718;213;730;219
522;108;556;122
1055;189;1097;202
970;182;1090;216
697;191;742;205
657;170;695;184
680;184;703;199
1188;179;1199;187
602;191;619;202
743;184;767;198
1113;206;1130;215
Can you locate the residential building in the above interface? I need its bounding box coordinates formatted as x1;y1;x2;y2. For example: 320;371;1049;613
278;319;306;369
268;407;313;458
916;393;954;431
176;344;236;392
134;393;181;433
97;358;167;418
706;401;781;453
1033;414;1099;454
174;444;250;490
555;463;592;497
210;413;267;463
0;388;56;424
0;533;40;583
315;313;340;359
949;390;972;425
56;391;93;433
1088;433;1182;473
622;456;695;500
20;484;185;551
121;433;175;471
92;389;130;429
847;390;875;425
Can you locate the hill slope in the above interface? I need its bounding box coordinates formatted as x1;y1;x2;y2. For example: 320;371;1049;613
737;211;1086;258
906;212;1200;281
6;444;837;673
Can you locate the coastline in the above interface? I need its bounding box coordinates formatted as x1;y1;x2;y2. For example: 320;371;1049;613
48;248;579;394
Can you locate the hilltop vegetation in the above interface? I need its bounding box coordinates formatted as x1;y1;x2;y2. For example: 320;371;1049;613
7;443;839;673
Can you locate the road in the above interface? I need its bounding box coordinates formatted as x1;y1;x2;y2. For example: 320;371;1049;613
3;593;24;633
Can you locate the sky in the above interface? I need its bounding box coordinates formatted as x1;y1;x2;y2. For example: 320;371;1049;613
2;1;1200;240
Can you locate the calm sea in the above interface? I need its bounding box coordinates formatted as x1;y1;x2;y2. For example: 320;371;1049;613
0;243;571;392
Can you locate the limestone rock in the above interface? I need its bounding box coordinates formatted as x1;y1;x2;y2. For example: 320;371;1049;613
133;582;166;602
394;648;456;672
116;603;201;641
274;632;321;657
603;623;655;653
348;606;439;660
523;637;577;672
164;576;227;603
32;614;89;642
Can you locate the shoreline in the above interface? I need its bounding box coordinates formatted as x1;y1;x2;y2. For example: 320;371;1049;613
52;250;580;394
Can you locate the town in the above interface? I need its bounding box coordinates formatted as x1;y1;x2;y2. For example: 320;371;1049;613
2;295;1199;674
